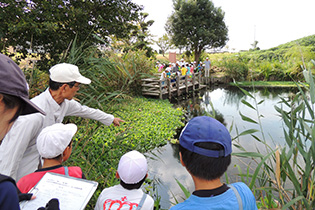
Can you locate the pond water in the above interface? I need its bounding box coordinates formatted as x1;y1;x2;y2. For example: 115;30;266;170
146;85;300;209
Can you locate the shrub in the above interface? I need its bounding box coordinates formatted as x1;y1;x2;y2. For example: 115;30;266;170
222;58;249;81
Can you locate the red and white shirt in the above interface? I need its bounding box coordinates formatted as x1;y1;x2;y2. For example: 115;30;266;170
94;184;154;210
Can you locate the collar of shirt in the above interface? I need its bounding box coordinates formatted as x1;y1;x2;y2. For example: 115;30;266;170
192;183;229;197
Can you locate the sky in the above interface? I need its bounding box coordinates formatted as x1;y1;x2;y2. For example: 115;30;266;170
132;0;315;52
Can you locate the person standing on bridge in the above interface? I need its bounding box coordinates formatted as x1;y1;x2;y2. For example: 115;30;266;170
0;63;124;181
204;57;211;78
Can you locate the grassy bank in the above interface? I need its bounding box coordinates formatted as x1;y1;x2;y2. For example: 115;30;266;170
230;81;308;87
66;97;184;209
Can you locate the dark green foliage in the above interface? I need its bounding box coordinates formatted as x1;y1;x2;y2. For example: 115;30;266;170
121;12;156;58
0;0;142;68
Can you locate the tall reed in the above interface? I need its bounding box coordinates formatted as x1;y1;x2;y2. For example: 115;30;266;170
233;60;315;209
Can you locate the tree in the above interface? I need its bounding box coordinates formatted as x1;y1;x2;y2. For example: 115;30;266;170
0;0;142;68
156;34;172;57
122;12;155;58
250;40;260;51
166;0;228;62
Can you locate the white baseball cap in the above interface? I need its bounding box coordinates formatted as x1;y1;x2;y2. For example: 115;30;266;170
37;123;77;158
49;63;91;84
117;150;148;184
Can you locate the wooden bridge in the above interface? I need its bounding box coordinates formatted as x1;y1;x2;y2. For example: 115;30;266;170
141;72;206;99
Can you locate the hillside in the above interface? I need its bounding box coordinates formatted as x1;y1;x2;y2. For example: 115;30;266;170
208;34;315;82
238;34;315;61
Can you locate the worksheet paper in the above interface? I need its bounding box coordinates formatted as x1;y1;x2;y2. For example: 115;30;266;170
20;172;98;210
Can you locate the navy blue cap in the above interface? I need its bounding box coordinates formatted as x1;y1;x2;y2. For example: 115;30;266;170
179;116;232;157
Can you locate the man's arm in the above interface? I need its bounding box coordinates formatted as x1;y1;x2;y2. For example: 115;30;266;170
0;114;43;180
65;100;123;126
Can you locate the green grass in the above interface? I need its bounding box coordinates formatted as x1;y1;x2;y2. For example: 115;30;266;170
230;81;308;87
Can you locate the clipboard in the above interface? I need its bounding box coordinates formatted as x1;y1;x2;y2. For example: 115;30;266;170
20;172;98;210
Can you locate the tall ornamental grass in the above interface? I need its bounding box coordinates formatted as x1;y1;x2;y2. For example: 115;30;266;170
60;37;156;110
233;60;315;209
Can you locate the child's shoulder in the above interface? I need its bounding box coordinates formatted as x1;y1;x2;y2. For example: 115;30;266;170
229;182;250;190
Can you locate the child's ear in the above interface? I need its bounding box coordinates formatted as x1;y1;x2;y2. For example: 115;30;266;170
62;146;71;162
179;152;185;167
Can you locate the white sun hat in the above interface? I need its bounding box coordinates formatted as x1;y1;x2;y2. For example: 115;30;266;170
117;150;148;184
37;123;77;158
49;63;91;84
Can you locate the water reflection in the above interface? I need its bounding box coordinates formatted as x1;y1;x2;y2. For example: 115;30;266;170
147;85;300;209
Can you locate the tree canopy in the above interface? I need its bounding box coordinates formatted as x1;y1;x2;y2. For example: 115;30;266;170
0;0;143;68
166;0;228;62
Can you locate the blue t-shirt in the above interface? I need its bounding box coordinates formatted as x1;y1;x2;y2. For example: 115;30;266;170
170;182;257;210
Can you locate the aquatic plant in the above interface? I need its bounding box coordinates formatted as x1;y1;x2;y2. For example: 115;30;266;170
66;97;184;209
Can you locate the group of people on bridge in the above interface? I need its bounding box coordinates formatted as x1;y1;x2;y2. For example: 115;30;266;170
159;57;212;84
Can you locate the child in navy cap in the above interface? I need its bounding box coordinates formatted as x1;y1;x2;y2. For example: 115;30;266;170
170;116;257;210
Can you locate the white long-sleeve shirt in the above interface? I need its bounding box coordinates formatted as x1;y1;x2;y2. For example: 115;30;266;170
0;89;114;181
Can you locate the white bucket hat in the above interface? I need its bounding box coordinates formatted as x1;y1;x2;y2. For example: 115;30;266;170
37;123;77;158
49;63;91;84
117;150;148;184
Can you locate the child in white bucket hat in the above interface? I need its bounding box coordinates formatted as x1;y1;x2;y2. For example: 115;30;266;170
95;150;154;210
17;123;85;193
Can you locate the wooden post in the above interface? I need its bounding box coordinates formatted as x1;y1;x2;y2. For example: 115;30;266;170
192;74;195;91
168;78;171;100
159;79;163;99
176;76;180;96
199;72;201;89
185;76;188;93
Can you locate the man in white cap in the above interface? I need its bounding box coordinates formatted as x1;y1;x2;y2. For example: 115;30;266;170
0;63;124;181
94;150;154;210
204;57;211;78
17;123;85;193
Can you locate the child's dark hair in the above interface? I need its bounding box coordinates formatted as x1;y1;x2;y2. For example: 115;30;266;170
49;79;76;91
179;142;231;181
120;176;146;190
